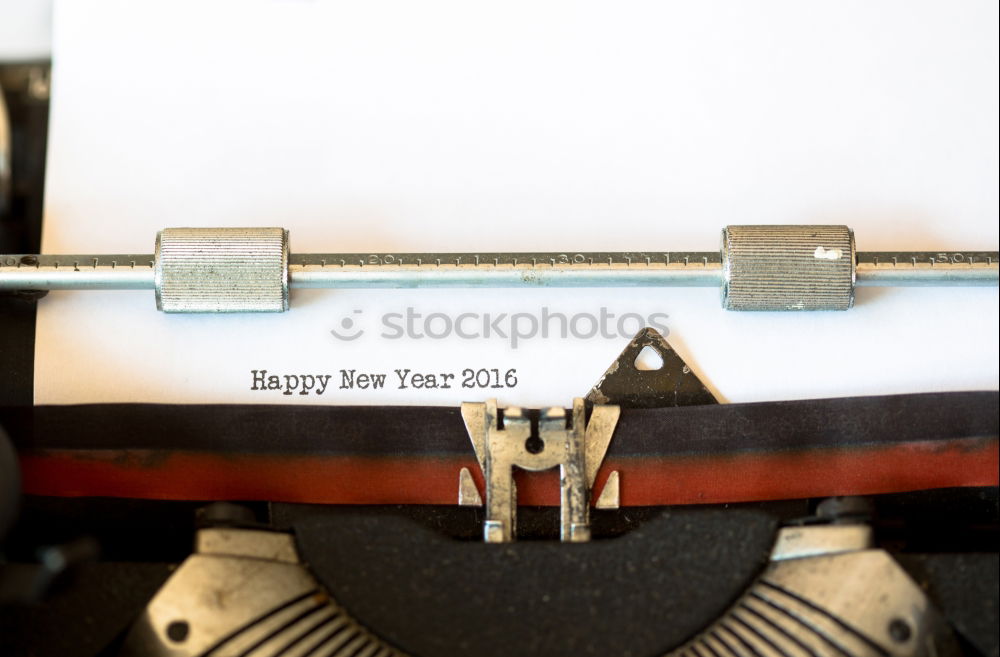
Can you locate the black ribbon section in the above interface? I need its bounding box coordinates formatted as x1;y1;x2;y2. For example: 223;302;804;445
3;391;996;457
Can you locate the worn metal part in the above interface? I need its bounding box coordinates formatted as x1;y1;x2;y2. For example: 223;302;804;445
2;225;995;312
587;326;719;408
593;470;620;509
195;527;299;564
769;524;873;561
120;527;401;657
856;251;1000;285
457;466;482;506
671;526;959;657
578;326;713;510
154;227;289;313
723;225;856;310
121;520;957;657
460;398;620;542
0;253;154;289
287;250;723;288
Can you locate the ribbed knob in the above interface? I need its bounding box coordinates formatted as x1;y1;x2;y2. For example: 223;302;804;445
722;225;855;311
154;227;289;313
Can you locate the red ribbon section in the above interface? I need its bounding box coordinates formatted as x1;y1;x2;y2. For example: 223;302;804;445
20;437;998;506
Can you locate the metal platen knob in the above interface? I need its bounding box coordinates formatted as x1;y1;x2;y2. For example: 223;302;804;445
154;227;289;313
722;225;855;311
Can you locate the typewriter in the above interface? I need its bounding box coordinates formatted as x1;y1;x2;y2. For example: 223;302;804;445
1;36;998;657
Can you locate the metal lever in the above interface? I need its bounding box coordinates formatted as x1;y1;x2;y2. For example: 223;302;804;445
1;224;996;312
459;398;621;543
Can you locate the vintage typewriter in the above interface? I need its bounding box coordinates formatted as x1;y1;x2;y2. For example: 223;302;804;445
1;57;998;657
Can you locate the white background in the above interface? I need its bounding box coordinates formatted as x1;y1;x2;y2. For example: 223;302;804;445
36;0;999;407
0;0;51;61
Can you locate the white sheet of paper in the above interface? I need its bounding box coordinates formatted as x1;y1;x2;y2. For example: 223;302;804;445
36;0;999;407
